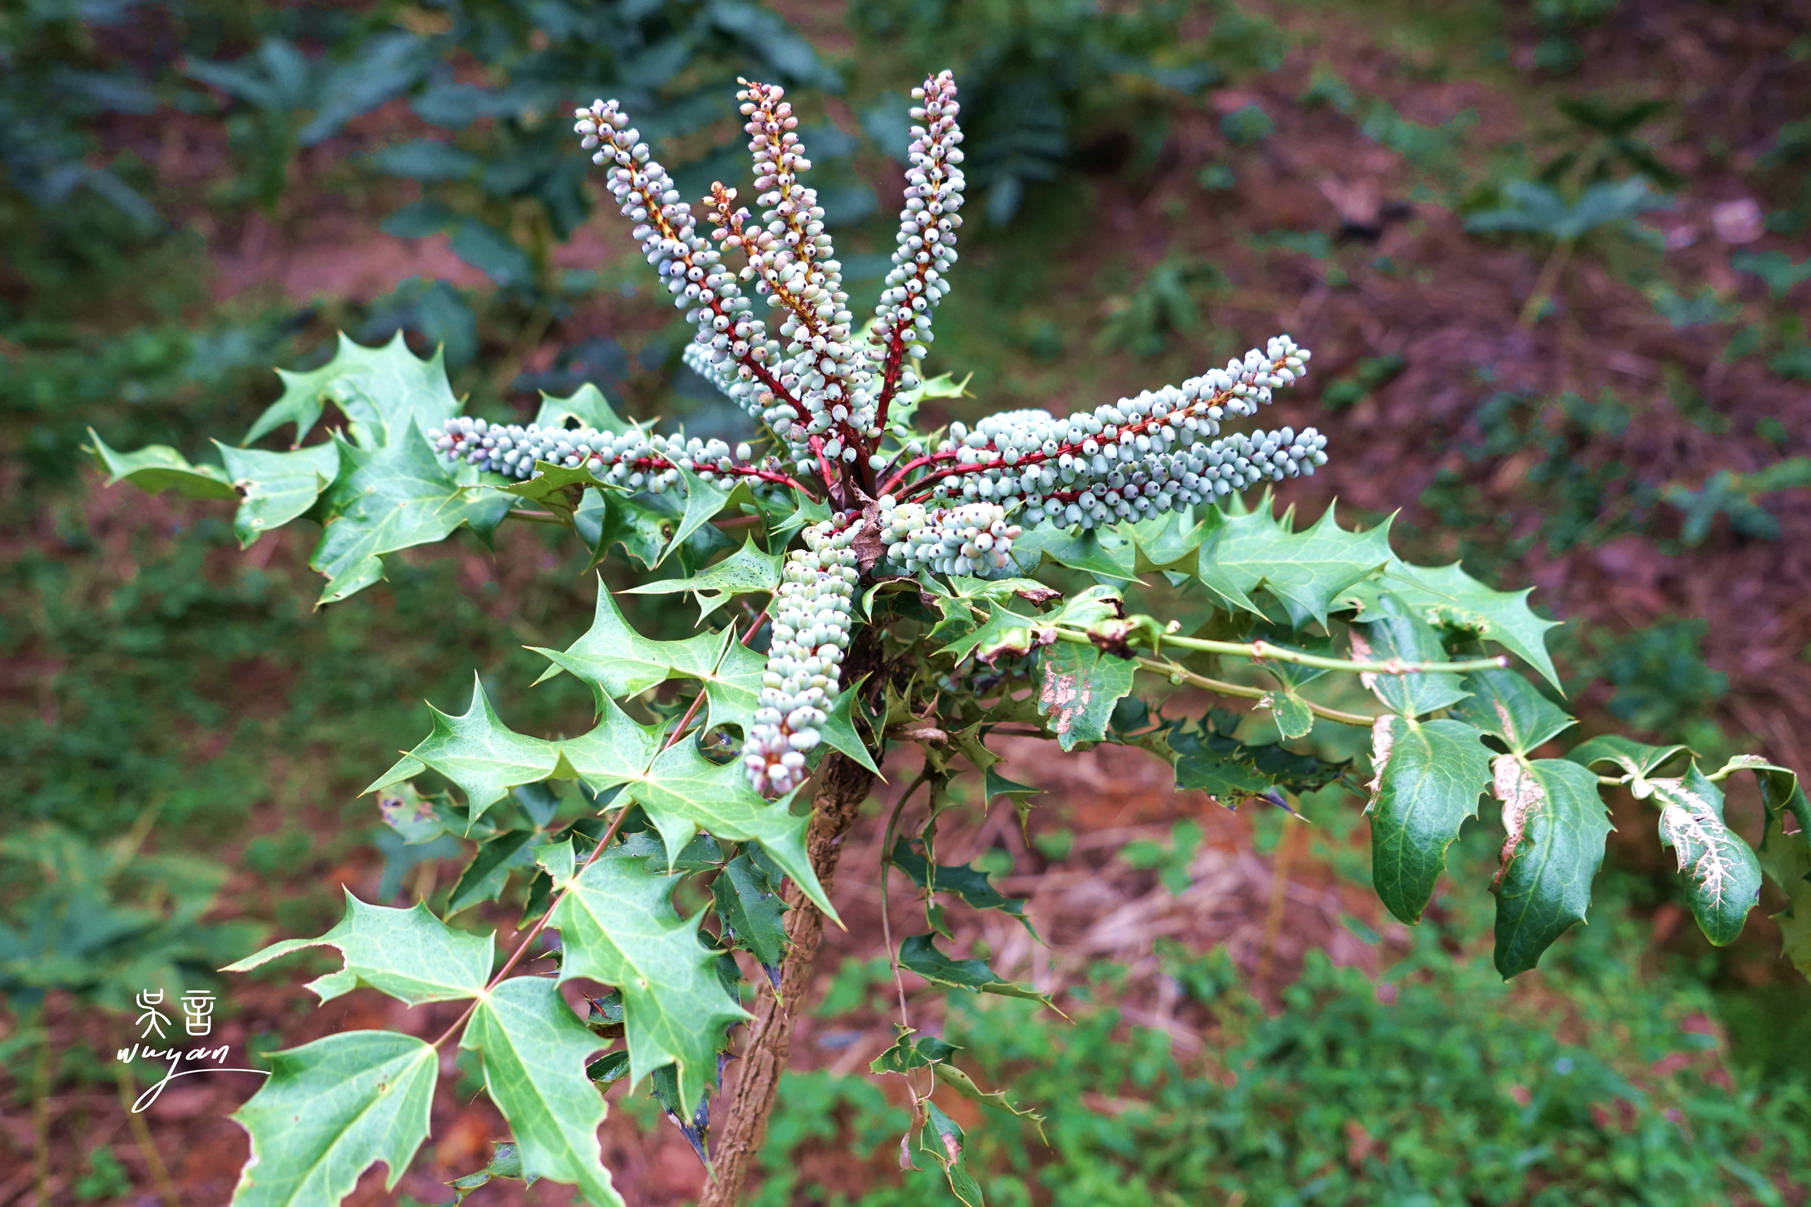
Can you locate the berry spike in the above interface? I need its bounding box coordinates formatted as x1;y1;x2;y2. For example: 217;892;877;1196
744;520;859;797
715;80;866;470
891;336;1317;520
865;70;965;437
430;417;813;495
875;497;1020;578
573;99;811;456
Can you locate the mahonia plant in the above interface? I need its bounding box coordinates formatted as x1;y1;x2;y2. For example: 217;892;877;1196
91;70;1810;1207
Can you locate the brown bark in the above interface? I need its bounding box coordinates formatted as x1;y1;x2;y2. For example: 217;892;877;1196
700;641;882;1206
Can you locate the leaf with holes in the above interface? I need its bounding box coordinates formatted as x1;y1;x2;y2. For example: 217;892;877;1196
215;440;341;547
1489;756;1610;977
1366;716;1492;923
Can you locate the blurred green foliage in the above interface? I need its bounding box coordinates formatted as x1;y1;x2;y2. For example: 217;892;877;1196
759;908;1810;1206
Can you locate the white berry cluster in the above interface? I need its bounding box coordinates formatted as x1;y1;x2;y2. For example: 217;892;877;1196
430;416;768;490
875;496;1020;578
744;521;859;797
919;336;1322;529
865;70;965;420
572;98;808;461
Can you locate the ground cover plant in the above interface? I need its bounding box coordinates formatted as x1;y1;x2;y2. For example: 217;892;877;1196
87;63;1811;1206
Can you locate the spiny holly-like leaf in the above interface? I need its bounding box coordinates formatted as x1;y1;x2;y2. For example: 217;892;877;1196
1366;716;1492;923
449;1143;529;1203
245;331;459;449
1008;520;1138;580
447;830;542;915
1350;558;1563;690
541;845;749;1117
310;423;510;605
1197;500;1394;627
889;839;1036;937
628;741;836;920
1455;668;1574;754
713;852;789;971
1144;713;1347;804
88;429;237;499
533;580;758;733
1489;756;1610;977
661;466;757;565
371;675;561;822
820;679;883;775
230;1030;436;1207
871;1027;1047;1139
1034;642;1136;750
1650;764;1762;947
459;977;623;1207
1350;597;1469;716
215;440;341;548
224;890;492;1006
898;934;1053;1006
625;536;784;622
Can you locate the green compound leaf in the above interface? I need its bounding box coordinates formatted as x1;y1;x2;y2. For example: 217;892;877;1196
1650;764;1762;947
1196;500;1394;627
1350;597;1469;717
542;848;750;1116
661;465;757;565
533;579;759;733
310;423;510;605
626;741;836;920
230;1030;436;1207
245;331;459;449
1489;756;1610;977
1351;558;1563;690
898;934;1053;1006
1366;716;1492;924
1034;641;1136;750
460;977;623;1207
371;675;561;822
215;440;341;547
88;429;237;500
224;889;492;1006
1454;668;1575;754
1143;712;1347;804
713;852;789;971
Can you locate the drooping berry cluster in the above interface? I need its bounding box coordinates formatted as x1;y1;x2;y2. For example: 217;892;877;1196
744;521;859;797
866;70;964;432
892;337;1322;529
875;497;1020;578
430;417;782;490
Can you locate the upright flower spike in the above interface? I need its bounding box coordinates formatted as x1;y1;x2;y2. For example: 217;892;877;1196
573;99;812;457
732;80;866;459
866;70;966;436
